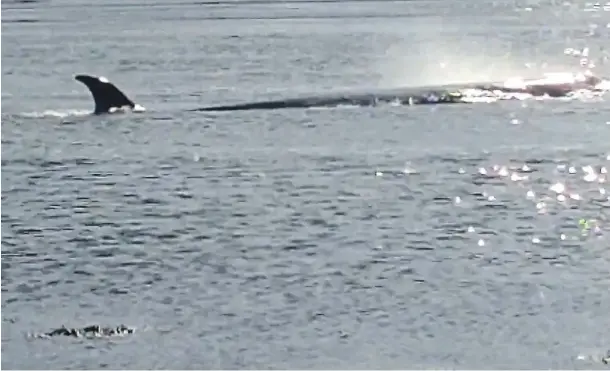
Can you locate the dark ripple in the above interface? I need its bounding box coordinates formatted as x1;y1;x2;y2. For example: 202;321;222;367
158;13;428;21
2;19;40;23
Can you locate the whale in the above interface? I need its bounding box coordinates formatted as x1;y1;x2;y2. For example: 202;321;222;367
74;72;604;115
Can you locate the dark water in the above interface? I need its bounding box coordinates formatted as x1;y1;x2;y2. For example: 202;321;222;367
2;0;610;369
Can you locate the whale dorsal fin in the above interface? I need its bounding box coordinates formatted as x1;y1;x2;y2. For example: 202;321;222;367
75;74;137;115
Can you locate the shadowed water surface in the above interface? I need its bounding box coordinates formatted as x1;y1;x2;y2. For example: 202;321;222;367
2;0;610;369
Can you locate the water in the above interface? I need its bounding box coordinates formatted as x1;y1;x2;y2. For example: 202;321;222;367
2;0;610;369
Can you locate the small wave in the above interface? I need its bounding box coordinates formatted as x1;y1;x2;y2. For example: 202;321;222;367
566;88;607;101
595;79;610;91
458;79;609;104
305;104;363;110
18;109;91;119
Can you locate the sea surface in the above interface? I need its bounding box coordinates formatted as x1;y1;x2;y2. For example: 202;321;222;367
2;0;610;369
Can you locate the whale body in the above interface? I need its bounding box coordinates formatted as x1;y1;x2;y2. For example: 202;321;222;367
73;72;604;115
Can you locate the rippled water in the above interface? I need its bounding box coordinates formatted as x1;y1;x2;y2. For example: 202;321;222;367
2;0;610;369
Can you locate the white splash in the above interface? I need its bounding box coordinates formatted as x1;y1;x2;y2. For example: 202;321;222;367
19;109;91;118
108;105;146;114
